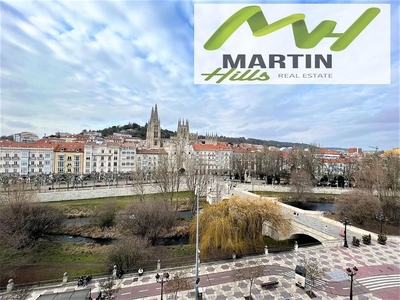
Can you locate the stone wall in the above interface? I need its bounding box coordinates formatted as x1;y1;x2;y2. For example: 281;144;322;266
37;185;158;202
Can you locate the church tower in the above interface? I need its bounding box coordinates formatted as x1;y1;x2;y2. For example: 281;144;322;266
146;104;161;148
177;119;190;144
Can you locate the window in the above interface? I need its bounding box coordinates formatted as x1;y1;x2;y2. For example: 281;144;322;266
86;162;90;167
14;169;18;173
30;168;34;173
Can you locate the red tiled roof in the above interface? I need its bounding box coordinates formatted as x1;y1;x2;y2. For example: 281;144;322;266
0;140;55;149
54;142;84;152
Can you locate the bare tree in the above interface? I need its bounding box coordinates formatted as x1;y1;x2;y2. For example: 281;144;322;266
98;277;121;299
131;167;148;202
234;261;265;300
0;183;64;249
290;170;312;201
185;156;211;215
108;236;149;274
299;255;325;296
91;202;119;228
153;155;178;204
335;190;381;225
123;199;177;245
164;270;192;300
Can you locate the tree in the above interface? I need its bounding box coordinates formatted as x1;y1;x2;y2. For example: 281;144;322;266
234;261;265;300
190;196;292;258
334;190;381;225
290;146;322;179
131;167;149;202
164;270;192;300
299;255;325;296
290;170;312;201
108;236;149;273
98;277;121;299
123;199;177;245
185;156;211;215
153;155;178;204
0;183;64;249
91;202;119;228
354;155;400;221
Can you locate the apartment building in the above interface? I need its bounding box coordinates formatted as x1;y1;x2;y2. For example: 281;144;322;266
120;143;136;173
192;142;233;175
84;142;121;174
54;142;84;174
136;148;167;173
0;140;54;175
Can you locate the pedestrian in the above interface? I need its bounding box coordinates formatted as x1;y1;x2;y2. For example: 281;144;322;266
324;225;328;232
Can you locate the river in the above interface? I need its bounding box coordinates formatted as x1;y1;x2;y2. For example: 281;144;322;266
285;201;336;213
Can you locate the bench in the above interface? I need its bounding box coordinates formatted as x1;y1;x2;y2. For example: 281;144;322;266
260;280;279;289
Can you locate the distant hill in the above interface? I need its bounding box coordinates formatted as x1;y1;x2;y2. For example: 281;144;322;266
89;123;310;149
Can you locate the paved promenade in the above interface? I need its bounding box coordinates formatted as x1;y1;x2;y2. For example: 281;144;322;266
25;237;400;300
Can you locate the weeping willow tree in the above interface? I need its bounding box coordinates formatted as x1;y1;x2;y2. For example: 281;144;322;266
190;196;292;259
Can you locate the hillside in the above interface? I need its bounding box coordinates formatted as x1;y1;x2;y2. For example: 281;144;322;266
91;123;309;149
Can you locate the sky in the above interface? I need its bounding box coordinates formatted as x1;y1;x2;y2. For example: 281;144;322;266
0;0;399;151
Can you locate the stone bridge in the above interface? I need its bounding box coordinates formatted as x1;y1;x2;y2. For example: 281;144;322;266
226;185;379;247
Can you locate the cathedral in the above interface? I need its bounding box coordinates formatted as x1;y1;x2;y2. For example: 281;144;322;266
146;104;198;149
146;104;162;148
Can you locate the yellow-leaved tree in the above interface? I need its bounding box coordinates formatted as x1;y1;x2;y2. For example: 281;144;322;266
190;196;292;259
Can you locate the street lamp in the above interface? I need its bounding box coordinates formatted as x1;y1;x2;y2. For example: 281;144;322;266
155;272;169;300
346;266;358;300
376;211;387;236
194;184;200;300
340;217;351;248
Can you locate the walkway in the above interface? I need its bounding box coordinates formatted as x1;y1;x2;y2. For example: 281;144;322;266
25;237;400;300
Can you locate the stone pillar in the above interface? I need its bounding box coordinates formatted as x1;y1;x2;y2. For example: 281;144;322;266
294;241;298;251
112;265;117;278
157;259;161;272
6;279;14;293
264;245;268;255
62;272;68;285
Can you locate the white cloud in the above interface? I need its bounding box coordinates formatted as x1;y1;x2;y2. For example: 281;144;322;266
0;0;398;151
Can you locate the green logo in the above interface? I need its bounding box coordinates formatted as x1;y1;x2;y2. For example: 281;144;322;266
204;6;380;51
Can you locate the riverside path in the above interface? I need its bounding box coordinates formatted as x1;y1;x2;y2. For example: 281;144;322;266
26;236;400;300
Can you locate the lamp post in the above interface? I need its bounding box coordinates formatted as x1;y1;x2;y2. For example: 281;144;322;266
155;272;169;300
376;211;386;236
340;217;351;248
346;266;358;300
195;184;200;300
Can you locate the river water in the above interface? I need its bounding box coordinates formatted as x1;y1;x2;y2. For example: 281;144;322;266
285;201;336;213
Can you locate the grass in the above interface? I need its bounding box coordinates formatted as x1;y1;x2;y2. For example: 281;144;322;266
0;242;111;286
46;191;194;216
166;244;196;257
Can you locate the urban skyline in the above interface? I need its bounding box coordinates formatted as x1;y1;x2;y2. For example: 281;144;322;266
1;0;399;151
